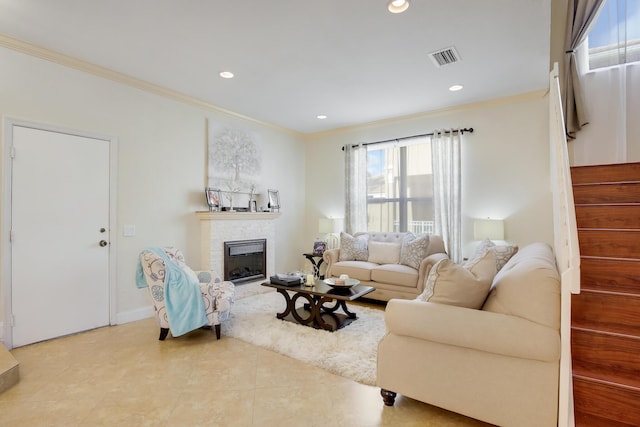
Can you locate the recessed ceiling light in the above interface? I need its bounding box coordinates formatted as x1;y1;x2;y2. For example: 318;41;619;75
449;84;464;92
317;115;328;120
388;0;410;13
219;71;234;79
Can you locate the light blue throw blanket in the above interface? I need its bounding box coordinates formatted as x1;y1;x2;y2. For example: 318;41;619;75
136;247;207;337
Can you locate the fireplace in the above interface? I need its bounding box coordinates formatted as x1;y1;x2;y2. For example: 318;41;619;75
224;239;267;284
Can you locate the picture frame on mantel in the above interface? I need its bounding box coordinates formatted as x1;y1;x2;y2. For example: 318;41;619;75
205;188;222;211
267;189;280;212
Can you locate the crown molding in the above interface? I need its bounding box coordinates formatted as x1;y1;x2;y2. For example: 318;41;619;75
0;33;302;137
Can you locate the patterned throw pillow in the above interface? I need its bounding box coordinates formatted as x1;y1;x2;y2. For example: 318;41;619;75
338;232;369;261
417;249;497;309
400;234;431;270
467;238;518;272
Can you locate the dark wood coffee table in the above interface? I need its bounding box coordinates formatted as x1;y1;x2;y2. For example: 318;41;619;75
261;280;374;332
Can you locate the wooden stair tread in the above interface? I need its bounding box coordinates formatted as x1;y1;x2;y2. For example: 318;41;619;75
575;205;640;229
577;229;640;259
573;180;640;186
571;162;640;184
572;328;640;389
573;374;640;392
572;291;640;336
573;182;640;204
573;375;640;425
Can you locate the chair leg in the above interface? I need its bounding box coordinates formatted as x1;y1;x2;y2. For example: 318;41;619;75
214;324;221;340
159;328;169;341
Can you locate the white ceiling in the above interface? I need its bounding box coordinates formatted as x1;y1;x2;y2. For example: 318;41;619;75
0;0;551;134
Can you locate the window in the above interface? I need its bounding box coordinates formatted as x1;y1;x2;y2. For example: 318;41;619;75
366;138;434;234
588;0;640;70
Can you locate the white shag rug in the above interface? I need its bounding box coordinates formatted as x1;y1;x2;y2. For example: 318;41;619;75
221;288;387;386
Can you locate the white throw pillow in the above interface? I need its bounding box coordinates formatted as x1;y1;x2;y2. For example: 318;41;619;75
367;241;401;264
417;249;497;309
467;238;518;272
339;232;369;261
400;234;431;269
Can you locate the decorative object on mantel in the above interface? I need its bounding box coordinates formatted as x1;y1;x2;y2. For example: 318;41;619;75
267;189;280;212
205;188;222;211
248;183;257;212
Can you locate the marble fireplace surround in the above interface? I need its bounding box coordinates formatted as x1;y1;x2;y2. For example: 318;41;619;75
196;212;281;281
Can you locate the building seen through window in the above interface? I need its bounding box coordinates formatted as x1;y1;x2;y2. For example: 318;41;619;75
366;139;434;233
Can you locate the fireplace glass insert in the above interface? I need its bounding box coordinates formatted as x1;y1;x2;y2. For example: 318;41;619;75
223;239;266;284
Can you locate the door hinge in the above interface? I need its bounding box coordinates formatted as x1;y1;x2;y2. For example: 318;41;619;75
10;145;16;159
9;230;14;242
10;314;16;327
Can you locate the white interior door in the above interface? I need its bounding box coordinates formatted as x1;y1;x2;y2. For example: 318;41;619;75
10;125;111;347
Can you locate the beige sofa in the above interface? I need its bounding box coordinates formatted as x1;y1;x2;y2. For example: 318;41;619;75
323;232;447;301
377;242;561;427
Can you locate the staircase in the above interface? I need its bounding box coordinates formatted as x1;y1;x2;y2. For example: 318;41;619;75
571;162;640;426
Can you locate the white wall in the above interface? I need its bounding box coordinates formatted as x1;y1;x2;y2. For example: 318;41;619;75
0;47;306;322
304;92;554;260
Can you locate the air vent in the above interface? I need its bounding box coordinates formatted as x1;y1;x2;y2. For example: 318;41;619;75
429;46;461;67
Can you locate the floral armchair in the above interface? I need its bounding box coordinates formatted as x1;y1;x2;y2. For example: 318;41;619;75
137;247;235;340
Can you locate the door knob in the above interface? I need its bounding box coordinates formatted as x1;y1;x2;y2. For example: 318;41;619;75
99;240;108;247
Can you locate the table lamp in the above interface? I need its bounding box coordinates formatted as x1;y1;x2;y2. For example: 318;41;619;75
473;218;505;241
319;217;343;250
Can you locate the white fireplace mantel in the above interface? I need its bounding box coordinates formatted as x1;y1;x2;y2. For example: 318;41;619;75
195;211;281;221
196;211;280;279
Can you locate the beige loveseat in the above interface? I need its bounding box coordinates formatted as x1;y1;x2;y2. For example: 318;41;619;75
377;242;561;427
323;232;447;302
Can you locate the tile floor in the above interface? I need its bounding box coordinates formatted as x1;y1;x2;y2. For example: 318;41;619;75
1;307;491;426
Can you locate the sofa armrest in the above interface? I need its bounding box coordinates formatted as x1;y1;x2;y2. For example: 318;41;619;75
416;253;449;292
384;299;560;362
323;248;340;277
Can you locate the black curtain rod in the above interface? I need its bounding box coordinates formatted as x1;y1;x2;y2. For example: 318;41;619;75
342;127;474;150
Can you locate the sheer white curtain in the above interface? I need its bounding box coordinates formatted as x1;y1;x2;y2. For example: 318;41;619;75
431;129;461;262
344;144;367;234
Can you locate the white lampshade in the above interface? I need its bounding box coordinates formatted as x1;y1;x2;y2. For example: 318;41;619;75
473;219;505;240
319;218;343;234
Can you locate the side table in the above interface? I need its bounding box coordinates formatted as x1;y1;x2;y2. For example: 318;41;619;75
303;252;325;279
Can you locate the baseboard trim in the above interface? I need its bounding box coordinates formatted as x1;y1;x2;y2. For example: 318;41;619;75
116;306;154;325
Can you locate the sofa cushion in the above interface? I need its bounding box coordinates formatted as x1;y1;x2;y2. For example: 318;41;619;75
371;264;419;287
339;232;369;261
468;238;518;272
363;232;411;244
417;250;496;309
329;261;377;281
399;234;431;269
368;241;401;264
482;243;560;329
